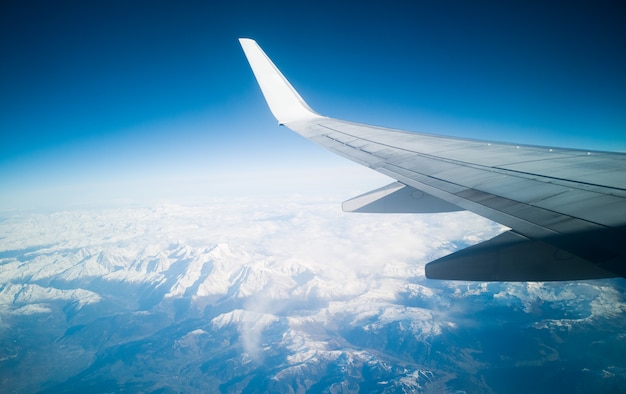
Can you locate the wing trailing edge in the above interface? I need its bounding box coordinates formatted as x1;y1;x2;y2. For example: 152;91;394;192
342;182;464;213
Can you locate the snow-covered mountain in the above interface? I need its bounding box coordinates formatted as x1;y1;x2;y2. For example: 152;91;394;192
1;201;625;393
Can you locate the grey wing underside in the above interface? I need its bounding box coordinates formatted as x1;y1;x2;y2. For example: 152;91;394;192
239;38;626;281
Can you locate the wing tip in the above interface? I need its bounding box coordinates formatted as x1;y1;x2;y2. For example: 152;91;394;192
239;37;321;124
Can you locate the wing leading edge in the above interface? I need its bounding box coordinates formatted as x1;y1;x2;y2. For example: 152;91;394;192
239;38;626;281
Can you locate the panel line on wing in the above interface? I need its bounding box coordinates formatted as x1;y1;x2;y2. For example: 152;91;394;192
313;120;626;196
381;161;611;233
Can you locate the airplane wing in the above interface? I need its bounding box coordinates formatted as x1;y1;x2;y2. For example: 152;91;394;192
239;38;626;281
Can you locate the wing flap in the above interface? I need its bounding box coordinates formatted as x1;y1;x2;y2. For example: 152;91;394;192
425;231;617;281
342;182;464;213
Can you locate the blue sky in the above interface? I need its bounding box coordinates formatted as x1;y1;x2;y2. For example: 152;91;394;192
1;1;625;209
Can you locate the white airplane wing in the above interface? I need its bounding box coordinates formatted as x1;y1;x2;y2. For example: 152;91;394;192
239;38;626;281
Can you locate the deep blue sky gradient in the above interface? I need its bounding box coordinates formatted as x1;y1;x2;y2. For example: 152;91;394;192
1;1;625;208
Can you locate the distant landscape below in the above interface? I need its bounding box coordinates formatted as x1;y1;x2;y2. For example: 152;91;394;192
1;199;625;393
